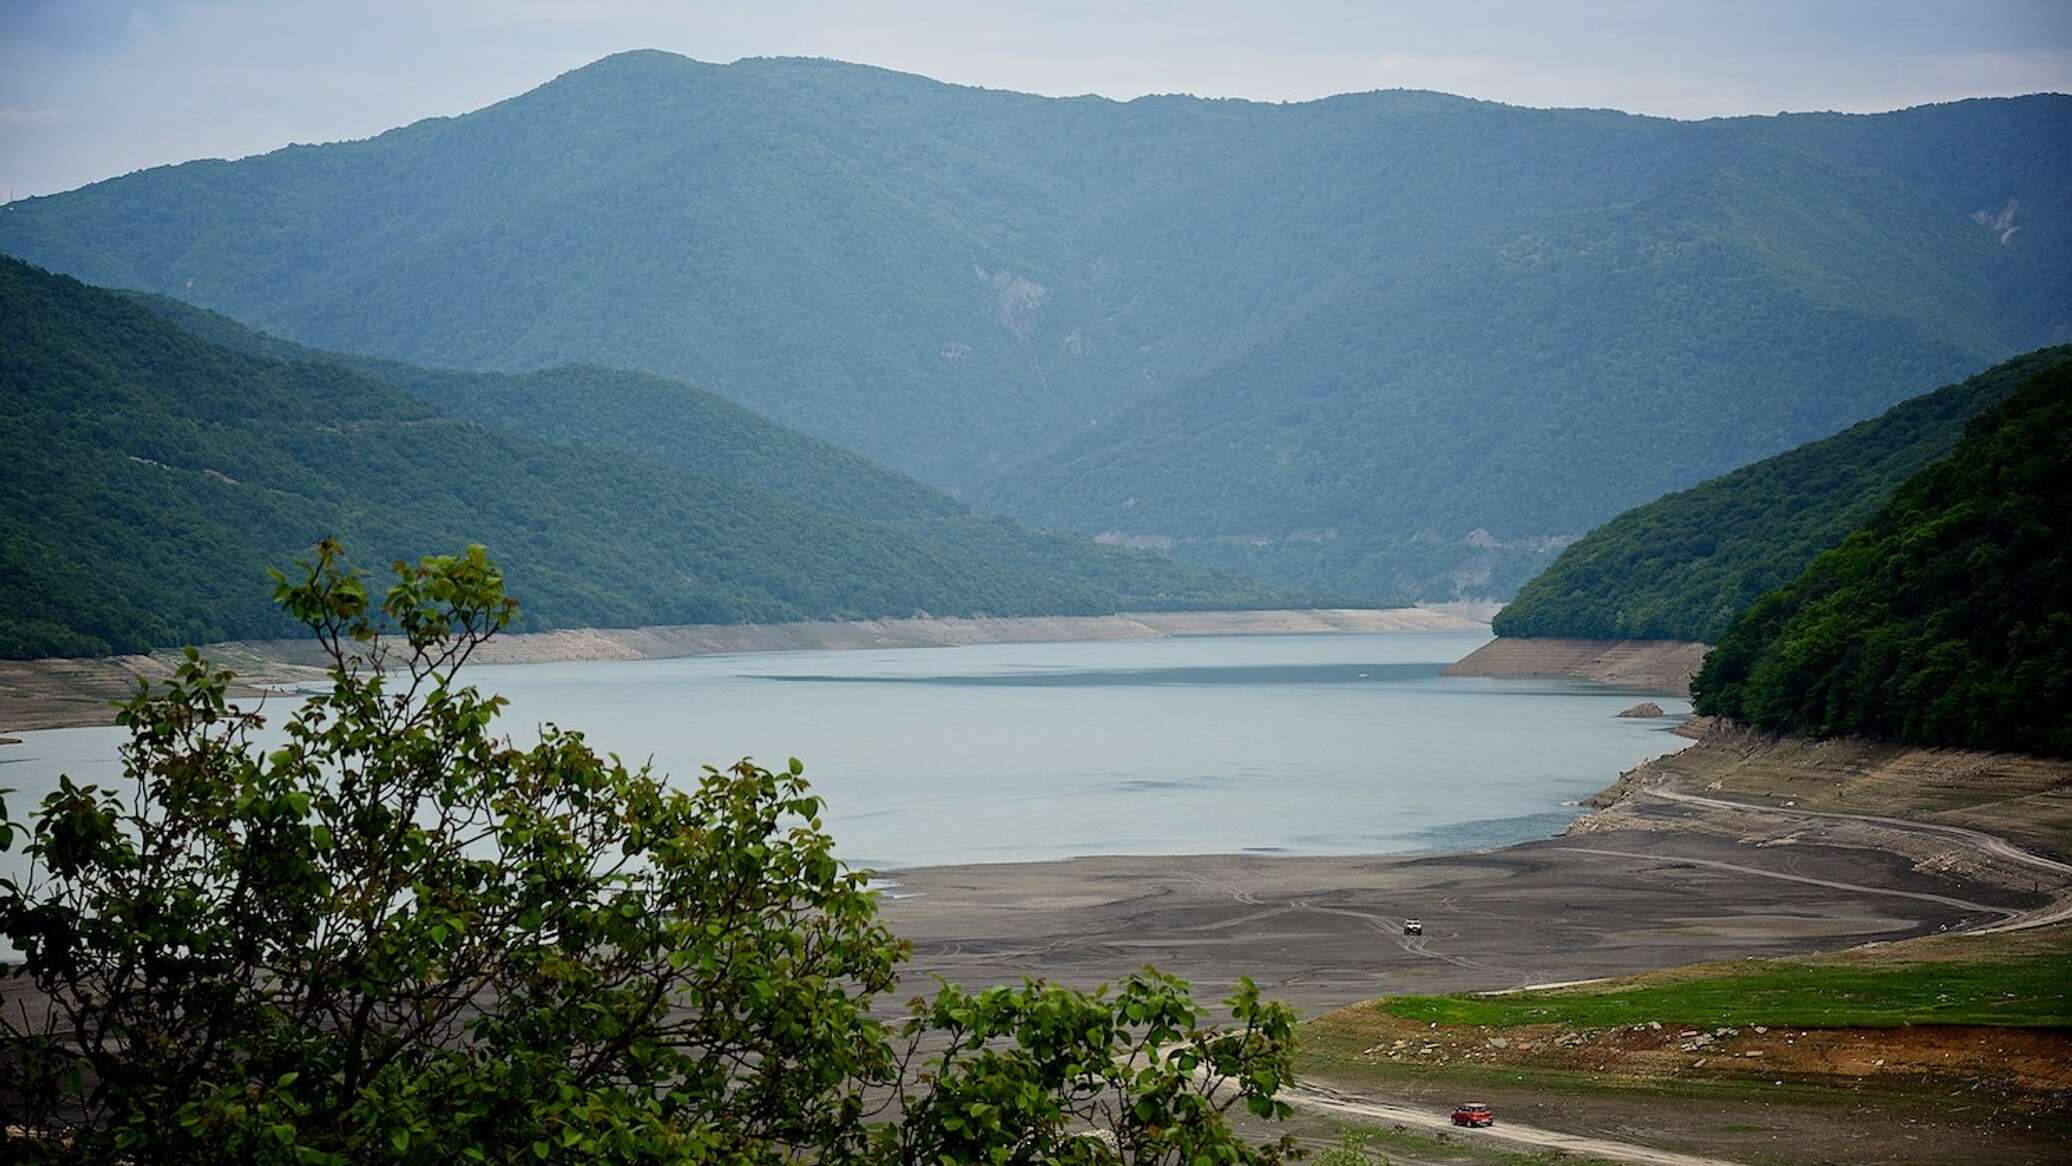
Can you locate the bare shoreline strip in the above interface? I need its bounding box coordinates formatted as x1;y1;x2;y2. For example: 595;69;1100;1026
0;607;1486;734
435;606;1486;666
882;721;2072;1018
1443;635;1710;695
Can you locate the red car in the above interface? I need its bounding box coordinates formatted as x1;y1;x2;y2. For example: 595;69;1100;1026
1451;1102;1494;1128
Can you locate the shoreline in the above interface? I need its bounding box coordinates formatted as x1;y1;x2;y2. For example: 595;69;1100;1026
0;606;1485;734
437;606;1487;666
1443;635;1710;695
880;721;2071;1017
17;614;2061;1010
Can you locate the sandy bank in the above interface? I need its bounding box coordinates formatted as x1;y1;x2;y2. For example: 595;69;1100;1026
443;606;1482;666
0;607;1482;733
1443;635;1709;695
0;643;334;735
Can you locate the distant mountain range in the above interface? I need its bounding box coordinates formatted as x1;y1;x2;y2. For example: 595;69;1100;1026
1694;359;2072;757
0;257;1288;659
1493;346;2072;643
4;51;2066;600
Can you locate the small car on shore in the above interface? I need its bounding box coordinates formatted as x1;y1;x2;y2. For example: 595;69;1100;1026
1451;1102;1494;1128
1403;918;1423;935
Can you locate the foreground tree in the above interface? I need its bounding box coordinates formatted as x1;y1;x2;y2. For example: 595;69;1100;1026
875;973;1295;1163
1;542;1295;1163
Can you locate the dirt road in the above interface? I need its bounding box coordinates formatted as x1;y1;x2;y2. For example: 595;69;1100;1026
1284;1080;1751;1166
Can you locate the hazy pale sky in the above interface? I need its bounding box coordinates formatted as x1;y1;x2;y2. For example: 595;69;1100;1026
4;0;2070;199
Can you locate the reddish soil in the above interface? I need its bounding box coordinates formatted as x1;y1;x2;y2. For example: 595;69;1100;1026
1312;1009;2072;1099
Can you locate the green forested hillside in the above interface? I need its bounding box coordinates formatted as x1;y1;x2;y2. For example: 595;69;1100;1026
131;294;958;524
1692;363;2072;756
0;257;1286;658
1490;347;2072;642
122;292;1314;609
2;52;2066;600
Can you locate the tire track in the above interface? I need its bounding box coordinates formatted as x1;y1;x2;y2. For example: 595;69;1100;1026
1635;786;2072;932
1563;847;2017;921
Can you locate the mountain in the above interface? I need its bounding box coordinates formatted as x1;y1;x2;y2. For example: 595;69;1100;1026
122;292;1314;613
129;293;966;525
0;257;1287;659
2;52;2067;599
1489;346;2072;643
1693;361;2072;756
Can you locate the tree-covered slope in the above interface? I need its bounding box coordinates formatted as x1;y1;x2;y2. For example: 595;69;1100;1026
0;257;1286;658
129;293;959;524
2;52;2066;599
1692;363;2072;756
1490;346;2072;643
120;292;1310;610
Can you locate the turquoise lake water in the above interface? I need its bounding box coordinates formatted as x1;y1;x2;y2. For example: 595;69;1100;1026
0;629;1691;871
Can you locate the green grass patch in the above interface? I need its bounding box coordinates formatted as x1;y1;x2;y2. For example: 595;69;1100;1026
1379;955;2072;1029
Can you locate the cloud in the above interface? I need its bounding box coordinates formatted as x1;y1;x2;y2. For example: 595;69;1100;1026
0;106;74;125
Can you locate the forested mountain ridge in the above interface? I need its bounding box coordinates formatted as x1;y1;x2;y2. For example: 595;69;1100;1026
0;256;1291;659
121;292;1313;611
1693;362;2072;757
2;52;2066;599
129;293;959;524
1490;346;2072;643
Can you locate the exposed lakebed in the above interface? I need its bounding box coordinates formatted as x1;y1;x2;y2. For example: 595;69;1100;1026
1;629;1690;870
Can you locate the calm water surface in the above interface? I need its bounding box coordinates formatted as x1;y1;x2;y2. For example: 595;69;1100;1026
0;630;1691;870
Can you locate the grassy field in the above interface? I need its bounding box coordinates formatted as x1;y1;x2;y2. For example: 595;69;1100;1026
1293;931;2072;1165
1378;954;2072;1029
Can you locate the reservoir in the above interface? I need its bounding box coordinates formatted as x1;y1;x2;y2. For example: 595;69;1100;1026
0;629;1691;871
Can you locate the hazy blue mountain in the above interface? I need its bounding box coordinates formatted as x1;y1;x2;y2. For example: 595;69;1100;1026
1492;346;2072;643
0;257;1290;658
4;51;2066;598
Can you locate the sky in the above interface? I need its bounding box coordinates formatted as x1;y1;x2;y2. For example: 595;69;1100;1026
3;0;2070;199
